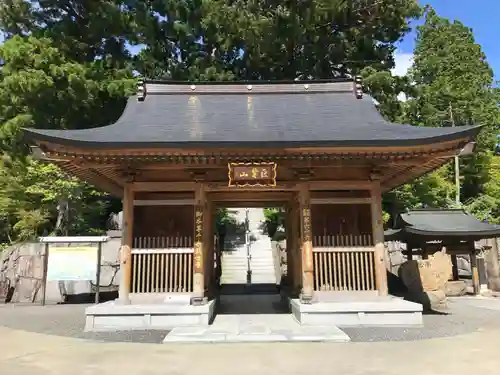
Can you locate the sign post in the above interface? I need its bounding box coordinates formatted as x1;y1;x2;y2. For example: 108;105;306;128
38;236;109;306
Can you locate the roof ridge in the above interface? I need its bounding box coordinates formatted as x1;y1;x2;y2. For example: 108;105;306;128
142;78;355;85
136;77;363;101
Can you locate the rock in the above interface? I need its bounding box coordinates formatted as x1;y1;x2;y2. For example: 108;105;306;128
389;250;406;275
399;250;453;293
407;289;447;311
445;281;467;296
464;285;476;294
457;256;471;275
488;277;500;292
399;251;452;311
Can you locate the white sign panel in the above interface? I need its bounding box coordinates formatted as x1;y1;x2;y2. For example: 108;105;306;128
46;246;97;281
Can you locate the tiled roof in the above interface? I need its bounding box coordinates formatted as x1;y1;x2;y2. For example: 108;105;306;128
386;209;500;240
23;80;481;149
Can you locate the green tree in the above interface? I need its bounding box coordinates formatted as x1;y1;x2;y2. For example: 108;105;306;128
381;8;500;223
0;35;134;242
0;0;134;67
131;0;421;80
0;35;134;154
0;157;111;245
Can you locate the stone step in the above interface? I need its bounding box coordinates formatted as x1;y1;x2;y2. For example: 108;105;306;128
222;271;276;278
223;260;275;265
222;259;273;263
222;268;276;274
221;278;277;284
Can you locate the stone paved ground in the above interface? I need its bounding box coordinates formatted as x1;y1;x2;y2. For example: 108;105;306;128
1;324;500;375
165;314;350;343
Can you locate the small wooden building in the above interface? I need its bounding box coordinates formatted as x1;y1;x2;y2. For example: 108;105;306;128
24;79;481;306
386;208;500;294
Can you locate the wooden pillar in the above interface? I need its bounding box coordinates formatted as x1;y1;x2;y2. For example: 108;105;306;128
470;248;480;295
285;203;293;288
289;199;301;293
192;183;207;305
298;183;314;303
451;255;459;281
370;180;388;296
406;242;413;261
118;183;134;304
203;198;214;296
422;245;429;260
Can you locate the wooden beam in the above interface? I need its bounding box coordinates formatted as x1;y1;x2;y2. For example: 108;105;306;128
311;197;371;205
209;191;294;202
308;180;372;190
130;180;374;193
132;181;196;192
118;184;134;304
206;183;296;192
370;181;388;296
133;199;194;206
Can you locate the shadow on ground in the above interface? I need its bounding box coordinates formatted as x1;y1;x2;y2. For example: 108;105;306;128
216;294;289;315
60;291;118;304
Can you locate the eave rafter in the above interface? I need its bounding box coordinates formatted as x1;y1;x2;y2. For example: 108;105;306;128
32;136;470;195
40;143;464;166
55;161;123;197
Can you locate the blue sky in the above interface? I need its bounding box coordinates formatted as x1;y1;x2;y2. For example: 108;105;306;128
393;0;500;80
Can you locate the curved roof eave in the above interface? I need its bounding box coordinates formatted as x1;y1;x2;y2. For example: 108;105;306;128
23;124;482;150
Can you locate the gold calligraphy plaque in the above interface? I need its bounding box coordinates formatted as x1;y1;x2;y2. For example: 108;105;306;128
228;162;277;187
194;207;204;272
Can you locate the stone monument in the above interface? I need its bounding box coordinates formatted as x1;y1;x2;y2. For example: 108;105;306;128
399;248;453;310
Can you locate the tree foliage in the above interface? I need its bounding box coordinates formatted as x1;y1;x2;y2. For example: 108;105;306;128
130;0;420;80
0;157;112;245
365;8;500;224
0;1;498;244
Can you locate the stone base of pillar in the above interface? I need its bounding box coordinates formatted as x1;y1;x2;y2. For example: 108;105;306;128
190;296;208;306
299;292;314;304
115;296;131;305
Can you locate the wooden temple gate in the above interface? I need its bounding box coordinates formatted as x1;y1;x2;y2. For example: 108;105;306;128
24;78;481;307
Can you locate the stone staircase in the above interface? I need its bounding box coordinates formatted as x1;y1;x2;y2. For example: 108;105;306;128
220;208;278;285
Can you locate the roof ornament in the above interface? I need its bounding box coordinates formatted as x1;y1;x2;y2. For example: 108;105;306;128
354;76;363;99
137;79;146;102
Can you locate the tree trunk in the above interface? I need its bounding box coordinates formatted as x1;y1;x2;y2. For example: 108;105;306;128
55;198;69;235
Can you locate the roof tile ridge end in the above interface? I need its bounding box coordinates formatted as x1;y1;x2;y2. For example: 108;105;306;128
137;78;146;101
353;76;363;99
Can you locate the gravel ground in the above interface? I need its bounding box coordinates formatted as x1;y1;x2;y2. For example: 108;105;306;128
343;297;500;342
1;297;500;343
0;303;169;344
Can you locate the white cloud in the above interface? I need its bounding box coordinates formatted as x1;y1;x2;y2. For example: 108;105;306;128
391;52;414;101
392;52;414;77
